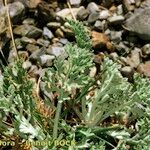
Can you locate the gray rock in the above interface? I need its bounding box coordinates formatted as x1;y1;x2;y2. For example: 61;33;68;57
124;8;150;40
108;15;125;25
8;50;18;63
21;37;36;45
142;44;150;55
135;0;141;7
46;46;66;57
121;66;134;78
99;10;110;20
37;38;50;47
117;4;123;15
94;20;107;31
29;49;43;61
123;0;135;11
77;7;89;21
13;25;42;38
104;29;111;35
56;7;83;20
87;2;99;13
110;52;119;60
23;60;32;70
37;2;56;23
69;0;81;6
39;54;55;67
47;22;61;29
102;0;114;8
126;48;141;68
110;31;122;43
9;2;25;24
28;65;39;78
139;0;150;8
26;44;40;53
88;12;100;23
15;38;24;49
0;1;25;24
115;42;130;54
59;38;69;45
43;27;54;40
22;18;35;25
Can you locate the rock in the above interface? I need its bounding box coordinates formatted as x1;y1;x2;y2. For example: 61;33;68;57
59;38;69;45
23;60;32;70
135;0;141;7
52;38;60;44
94;52;105;64
77;7;89;21
0;1;25;24
22;18;35;25
27;0;42;8
26;44;40;53
99;10;111;20
9;2;25;24
92;31;114;51
61;26;74;38
13;25;42;38
43;27;54;40
141;0;150;8
102;0;114;8
89;66;97;78
109;5;117;13
46;46;66;57
115;42;130;54
69;0;81;6
36;38;50;47
121;66;134;79
105;29;111;35
47;22;61;29
137;61;150;77
39;54;55;67
117;4;123;15
21;37;36;45
123;0;135;11
94;20;107;31
55;28;64;38
37;1;56;24
8;50;18;63
15;38;24;49
88;12;100;23
110;31;122;43
142;44;150;55
108;15;125;25
29;48;45;61
18;51;28;59
124;8;150;40
110;52;119;60
28;65;39;78
126;48;141;68
56;7;83;20
87;2;99;13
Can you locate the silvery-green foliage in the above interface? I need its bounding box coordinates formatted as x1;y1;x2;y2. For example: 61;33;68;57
0;20;150;150
0;60;48;143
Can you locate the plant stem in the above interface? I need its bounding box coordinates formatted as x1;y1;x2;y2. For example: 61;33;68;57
53;100;63;139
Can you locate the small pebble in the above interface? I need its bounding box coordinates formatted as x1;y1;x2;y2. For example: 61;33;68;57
108;15;125;25
87;2;99;13
43;27;54;40
39;54;55;67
